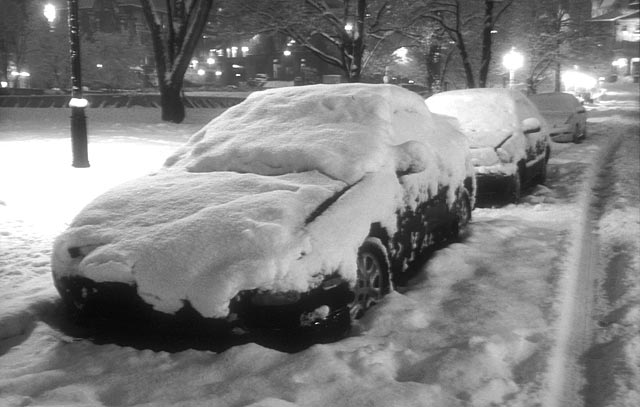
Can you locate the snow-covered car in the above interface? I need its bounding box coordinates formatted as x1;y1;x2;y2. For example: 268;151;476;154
528;92;587;143
52;83;475;341
426;88;551;203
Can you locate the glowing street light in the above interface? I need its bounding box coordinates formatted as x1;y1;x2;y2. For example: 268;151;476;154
44;3;57;24
502;48;523;89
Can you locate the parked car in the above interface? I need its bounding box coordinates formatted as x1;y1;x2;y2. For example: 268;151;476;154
52;83;475;343
528;92;587;143
247;73;268;88
426;88;551;203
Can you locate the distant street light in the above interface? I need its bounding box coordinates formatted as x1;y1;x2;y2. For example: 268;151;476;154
502;48;523;89
44;4;56;24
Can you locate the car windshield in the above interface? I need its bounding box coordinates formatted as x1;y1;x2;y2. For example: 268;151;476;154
165;84;445;185
529;93;577;112
426;89;519;148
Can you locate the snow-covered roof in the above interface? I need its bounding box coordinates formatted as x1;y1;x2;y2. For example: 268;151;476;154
166;83;458;185
426;88;525;148
529;92;581;113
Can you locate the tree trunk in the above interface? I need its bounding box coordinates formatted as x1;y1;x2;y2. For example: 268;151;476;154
457;36;475;88
478;0;494;88
160;84;186;123
554;61;561;91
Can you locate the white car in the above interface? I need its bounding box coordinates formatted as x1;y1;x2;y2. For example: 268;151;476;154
528;92;587;143
52;84;475;343
426;88;551;203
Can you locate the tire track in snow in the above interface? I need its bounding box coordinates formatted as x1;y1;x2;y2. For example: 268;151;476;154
543;132;624;407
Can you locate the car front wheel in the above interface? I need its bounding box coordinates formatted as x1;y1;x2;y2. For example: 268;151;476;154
508;168;522;204
350;237;390;319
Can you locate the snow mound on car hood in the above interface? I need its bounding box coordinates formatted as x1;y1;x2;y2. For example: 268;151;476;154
52;170;355;317
165;83;454;185
426;88;521;148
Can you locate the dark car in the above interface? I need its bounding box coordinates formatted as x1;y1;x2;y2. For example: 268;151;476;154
52;83;475;344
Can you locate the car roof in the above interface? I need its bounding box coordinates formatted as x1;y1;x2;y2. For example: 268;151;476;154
528;92;580;110
166;83;469;185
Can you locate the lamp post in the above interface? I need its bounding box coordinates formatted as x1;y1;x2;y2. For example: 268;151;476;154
67;0;90;168
502;47;523;89
44;3;56;30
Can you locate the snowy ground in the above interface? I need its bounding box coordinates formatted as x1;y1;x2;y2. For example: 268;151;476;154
0;84;638;407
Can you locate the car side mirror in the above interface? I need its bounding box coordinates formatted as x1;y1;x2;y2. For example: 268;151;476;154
522;117;541;134
393;140;431;176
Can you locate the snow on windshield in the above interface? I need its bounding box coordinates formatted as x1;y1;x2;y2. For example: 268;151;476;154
166;83;459;185
529;93;578;112
426;89;521;148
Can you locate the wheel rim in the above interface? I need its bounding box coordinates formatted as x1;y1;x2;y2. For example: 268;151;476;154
458;196;470;229
351;251;384;319
511;169;521;203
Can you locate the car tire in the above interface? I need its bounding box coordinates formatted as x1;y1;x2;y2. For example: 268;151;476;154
350;237;391;319
538;148;550;185
573;124;581;144
509;167;522;204
451;188;472;239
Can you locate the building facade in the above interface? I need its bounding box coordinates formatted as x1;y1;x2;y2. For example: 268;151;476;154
590;0;640;80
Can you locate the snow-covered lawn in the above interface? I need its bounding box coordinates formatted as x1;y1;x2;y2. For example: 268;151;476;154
0;84;638;407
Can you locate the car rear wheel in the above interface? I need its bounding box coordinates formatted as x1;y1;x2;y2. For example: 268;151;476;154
508;167;522;204
573;124;581;144
350;238;390;319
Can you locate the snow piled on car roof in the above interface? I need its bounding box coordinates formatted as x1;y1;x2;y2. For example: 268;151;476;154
166;83;468;186
529;92;580;112
426;88;523;148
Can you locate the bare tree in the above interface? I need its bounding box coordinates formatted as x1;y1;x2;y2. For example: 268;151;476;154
221;0;398;82
139;0;214;123
410;0;513;88
0;0;33;87
517;0;607;93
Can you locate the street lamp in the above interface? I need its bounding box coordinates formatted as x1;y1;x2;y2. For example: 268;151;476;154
67;0;89;168
502;47;523;89
44;3;56;25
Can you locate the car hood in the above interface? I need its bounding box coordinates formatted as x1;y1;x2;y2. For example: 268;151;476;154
52;168;403;319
